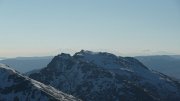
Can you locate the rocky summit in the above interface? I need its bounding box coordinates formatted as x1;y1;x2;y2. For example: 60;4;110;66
29;50;180;101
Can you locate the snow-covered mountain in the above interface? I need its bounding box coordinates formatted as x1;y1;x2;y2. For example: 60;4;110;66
0;63;81;101
0;56;53;73
135;55;180;79
29;50;180;101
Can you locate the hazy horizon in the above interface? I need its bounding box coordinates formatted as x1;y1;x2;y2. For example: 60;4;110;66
0;0;180;57
0;49;180;59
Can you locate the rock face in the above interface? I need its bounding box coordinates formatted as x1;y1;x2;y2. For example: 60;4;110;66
29;50;180;101
0;64;81;101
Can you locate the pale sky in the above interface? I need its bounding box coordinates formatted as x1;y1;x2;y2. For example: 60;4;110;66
0;0;180;57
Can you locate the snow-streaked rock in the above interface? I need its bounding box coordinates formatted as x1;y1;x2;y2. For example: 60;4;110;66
29;50;180;101
0;63;81;101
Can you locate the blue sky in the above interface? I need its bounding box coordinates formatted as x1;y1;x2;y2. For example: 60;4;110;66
0;0;180;57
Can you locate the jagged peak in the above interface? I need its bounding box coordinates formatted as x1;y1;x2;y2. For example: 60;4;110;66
55;53;72;60
28;51;180;101
48;50;148;71
74;50;98;56
74;50;117;58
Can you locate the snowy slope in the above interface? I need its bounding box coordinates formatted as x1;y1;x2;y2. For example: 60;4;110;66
29;50;180;101
0;63;81;101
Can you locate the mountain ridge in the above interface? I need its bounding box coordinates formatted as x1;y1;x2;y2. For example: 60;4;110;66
0;63;81;101
29;50;180;101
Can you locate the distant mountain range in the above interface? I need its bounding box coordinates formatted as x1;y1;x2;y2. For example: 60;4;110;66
0;64;81;101
135;55;180;79
0;56;53;73
29;50;180;101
